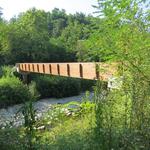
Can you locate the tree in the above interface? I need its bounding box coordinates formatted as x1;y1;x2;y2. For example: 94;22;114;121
90;0;150;149
0;7;2;18
5;8;51;63
3;8;77;64
0;7;97;64
0;22;10;65
47;8;68;37
0;7;4;23
81;0;150;62
60;22;83;51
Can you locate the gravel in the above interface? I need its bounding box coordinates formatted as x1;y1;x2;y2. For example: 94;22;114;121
0;92;93;129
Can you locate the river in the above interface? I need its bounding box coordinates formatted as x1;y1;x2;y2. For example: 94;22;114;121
0;92;93;129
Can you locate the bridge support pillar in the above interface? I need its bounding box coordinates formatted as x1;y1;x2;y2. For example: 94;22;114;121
22;72;29;84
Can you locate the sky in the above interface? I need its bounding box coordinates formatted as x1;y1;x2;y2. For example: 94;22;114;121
0;0;98;20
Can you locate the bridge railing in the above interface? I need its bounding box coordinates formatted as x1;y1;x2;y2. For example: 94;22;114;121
16;62;117;81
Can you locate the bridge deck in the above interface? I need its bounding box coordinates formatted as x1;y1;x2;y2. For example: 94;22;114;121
17;62;117;81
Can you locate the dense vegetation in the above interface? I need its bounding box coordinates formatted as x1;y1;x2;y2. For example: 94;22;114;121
0;0;150;149
0;7;97;65
0;76;31;108
0;7;96;104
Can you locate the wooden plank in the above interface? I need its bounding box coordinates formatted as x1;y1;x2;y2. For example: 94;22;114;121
51;63;58;75
69;63;80;78
82;63;97;80
18;62;117;81
59;63;68;77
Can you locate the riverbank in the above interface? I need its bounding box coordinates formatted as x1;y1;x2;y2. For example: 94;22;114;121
0;92;93;128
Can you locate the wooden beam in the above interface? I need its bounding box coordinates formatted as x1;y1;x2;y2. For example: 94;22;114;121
17;62;117;81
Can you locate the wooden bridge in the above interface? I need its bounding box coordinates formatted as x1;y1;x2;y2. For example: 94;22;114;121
17;62;117;81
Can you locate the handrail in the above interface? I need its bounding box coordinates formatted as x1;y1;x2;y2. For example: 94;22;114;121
16;62;117;81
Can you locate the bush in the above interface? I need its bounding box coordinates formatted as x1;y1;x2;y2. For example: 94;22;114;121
80;79;96;91
0;76;31;108
34;75;81;98
0;66;14;78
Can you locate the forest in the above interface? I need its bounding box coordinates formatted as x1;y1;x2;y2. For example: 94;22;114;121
0;0;150;149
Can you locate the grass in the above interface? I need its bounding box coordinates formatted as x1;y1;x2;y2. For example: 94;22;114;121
0;89;150;150
39;116;94;150
0;102;93;150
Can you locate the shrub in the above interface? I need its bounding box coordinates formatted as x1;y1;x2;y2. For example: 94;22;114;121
28;81;40;100
80;79;96;91
0;76;31;108
34;75;81;98
0;66;14;77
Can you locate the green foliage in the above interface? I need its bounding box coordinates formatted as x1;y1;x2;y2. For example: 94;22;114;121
0;1;149;149
0;7;97;65
0;76;31;108
0;84;149;150
60;22;84;51
48;8;68;37
48;38;76;62
0;8;77;64
0;97;94;149
80;79;96;91
34;75;81;98
21;100;37;150
0;23;10;65
7;17;50;63
0;7;2;18
20;82;39;149
0;66;14;77
79;0;150;62
0;129;25;150
89;1;150;149
28;81;40;100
